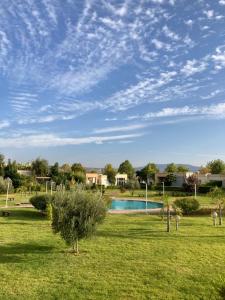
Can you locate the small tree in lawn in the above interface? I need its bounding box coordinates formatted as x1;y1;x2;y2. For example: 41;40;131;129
52;190;107;254
163;194;171;232
208;187;225;226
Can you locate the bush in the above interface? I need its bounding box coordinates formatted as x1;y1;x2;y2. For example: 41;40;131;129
30;194;52;211
52;190;107;253
174;198;200;215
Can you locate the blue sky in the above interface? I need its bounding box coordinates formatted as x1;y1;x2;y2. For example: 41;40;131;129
0;0;225;167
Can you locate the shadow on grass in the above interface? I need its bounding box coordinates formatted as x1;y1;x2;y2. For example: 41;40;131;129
0;243;55;264
0;209;45;222
97;228;225;240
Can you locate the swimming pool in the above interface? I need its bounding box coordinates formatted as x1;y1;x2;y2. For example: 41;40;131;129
110;199;163;210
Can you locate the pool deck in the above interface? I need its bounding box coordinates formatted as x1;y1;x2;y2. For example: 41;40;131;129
108;208;162;214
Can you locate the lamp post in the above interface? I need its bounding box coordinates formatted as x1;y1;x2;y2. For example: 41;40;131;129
162;181;165;196
194;184;197;199
145;181;148;212
5;178;11;208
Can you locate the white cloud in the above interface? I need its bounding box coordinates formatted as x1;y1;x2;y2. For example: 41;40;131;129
162;25;180;40
219;0;225;5
181;59;207;76
93;123;147;134
0;133;143;148
143;102;225;119
203;10;214;19
0;120;10;129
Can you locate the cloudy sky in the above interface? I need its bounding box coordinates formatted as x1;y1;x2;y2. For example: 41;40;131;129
0;0;225;167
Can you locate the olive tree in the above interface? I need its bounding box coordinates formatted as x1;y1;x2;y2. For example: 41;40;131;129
52;190;107;253
208;187;225;226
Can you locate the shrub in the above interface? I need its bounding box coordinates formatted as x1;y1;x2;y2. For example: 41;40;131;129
30;194;52;211
52;190;107;253
174;198;200;215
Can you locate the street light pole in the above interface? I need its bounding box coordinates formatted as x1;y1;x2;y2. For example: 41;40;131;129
5;178;10;208
194;184;197;199
145;182;148;212
162;181;165;196
46;181;48;194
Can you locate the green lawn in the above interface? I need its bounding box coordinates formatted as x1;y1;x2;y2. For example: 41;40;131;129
0;209;225;299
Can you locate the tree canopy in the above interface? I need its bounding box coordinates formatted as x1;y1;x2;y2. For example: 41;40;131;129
103;164;116;184
118;160;134;179
31;158;49;176
165;163;177;173
206;159;225;174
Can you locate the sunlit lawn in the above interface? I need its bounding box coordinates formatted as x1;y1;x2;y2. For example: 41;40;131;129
0;208;224;299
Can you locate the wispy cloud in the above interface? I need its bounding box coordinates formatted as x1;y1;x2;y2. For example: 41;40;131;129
0;133;143;148
93;123;147;134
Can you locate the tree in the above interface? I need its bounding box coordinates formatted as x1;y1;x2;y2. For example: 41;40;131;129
0;154;5;177
71;163;86;184
50;162;60;177
164;173;176;186
165;163;177;173
4;159;22;189
207;159;225;174
138;163;159;183
177;165;189;172
31;158;49;176
103;164;116;184
125;179;140;196
183;174;199;193
174;198;200;215
60;164;71;173
52;190;107;253
208;187;225;225
199;166;210;174
118;160;134;179
71;163;86;174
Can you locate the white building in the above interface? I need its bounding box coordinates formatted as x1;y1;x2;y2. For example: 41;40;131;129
86;173;110;187
197;173;225;187
155;172;193;187
115;173;128;186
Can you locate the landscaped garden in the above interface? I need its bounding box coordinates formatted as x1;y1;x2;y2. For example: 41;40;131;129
0;208;225;299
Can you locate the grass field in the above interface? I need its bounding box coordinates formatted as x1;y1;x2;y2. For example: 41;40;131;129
0;208;225;299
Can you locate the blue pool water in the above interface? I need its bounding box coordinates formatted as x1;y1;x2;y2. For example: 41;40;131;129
110;199;163;210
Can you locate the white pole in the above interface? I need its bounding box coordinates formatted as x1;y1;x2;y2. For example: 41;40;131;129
163;181;165;196
5;179;10;208
194;184;197;199
145;182;147;212
50;181;53;196
46;181;48;194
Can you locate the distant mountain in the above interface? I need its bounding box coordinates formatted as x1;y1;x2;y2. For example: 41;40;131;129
135;164;200;172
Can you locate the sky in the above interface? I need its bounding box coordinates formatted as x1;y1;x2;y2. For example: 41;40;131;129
0;0;225;167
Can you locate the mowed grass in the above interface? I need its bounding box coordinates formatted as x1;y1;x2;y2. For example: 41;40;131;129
0;209;225;299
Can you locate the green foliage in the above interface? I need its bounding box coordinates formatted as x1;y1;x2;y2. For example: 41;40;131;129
165;163;177;173
164;173;176;186
31;158;49;176
208;187;225;205
174;198;200;215
52;190;107;252
30;194;52;211
118;160;134;179
103;163;116;184
0;177;13;194
0;153;5;177
207;159;225;174
177;165;189;172
71;163;86;174
138;163;159;182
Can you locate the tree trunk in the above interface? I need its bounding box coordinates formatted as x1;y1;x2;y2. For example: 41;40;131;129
75;238;79;254
176;220;178;231
167;205;170;232
219;205;222;226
